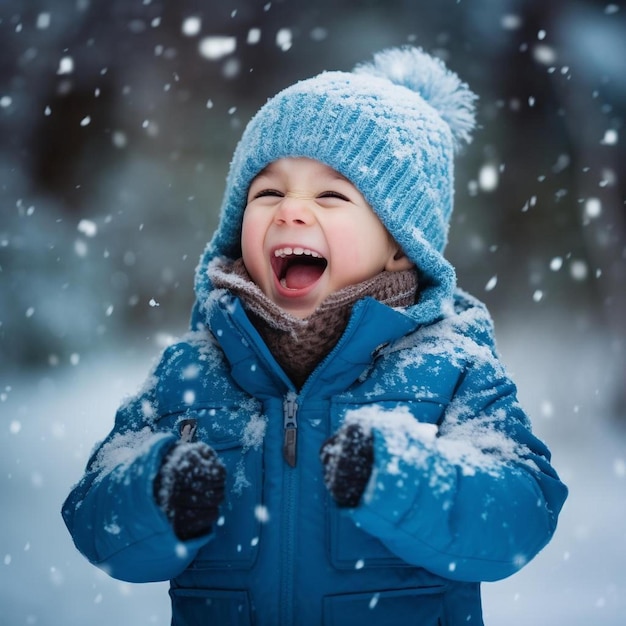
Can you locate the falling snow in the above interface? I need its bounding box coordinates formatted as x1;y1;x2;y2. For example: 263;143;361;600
1;1;624;624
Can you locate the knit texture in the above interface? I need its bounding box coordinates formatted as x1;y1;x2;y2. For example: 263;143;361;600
195;47;477;327
210;259;418;387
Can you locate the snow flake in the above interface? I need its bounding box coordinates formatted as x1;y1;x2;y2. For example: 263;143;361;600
485;275;498;292
584;198;602;220
513;554;528;569
310;27;328;41
600;129;618;145
182;364;200;380
478;164;499;192
247;28;261;45
140;399;155;420
254;504;270;523
74;239;88;257
182;17;201;37
49;566;64;586
521;196;537;212
549;257;563;271
112;131;127;148
36;13;51;29
222;58;240;79
276;28;292;51
540;400;554;419
532;44;557;65
104;521;121;535
0;96;12;108
199;36;236;60
501;14;522;30
241;413;267;450
569;260;588;281
57;56;74;74
77;219;97;237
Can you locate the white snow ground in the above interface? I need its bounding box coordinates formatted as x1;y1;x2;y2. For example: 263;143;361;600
1;317;624;625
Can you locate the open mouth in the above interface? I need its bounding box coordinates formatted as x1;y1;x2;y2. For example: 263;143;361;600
271;247;328;291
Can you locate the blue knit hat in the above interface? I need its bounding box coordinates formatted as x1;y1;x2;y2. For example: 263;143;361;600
196;46;477;324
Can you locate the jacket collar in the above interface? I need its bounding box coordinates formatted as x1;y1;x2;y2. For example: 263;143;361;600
204;291;418;399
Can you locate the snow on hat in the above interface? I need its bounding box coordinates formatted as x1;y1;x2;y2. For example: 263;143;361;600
197;46;477;324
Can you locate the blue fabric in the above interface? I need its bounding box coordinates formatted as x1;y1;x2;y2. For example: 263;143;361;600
62;47;566;625
62;289;567;625
197;47;477;326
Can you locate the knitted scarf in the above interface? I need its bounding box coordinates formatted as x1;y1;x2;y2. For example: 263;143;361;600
209;258;418;388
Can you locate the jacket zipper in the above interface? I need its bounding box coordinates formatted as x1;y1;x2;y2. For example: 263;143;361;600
281;392;299;624
282;393;298;467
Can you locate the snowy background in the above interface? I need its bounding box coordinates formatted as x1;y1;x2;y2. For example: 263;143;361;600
1;1;624;624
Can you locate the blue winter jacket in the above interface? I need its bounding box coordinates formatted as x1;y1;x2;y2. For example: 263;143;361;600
62;285;567;626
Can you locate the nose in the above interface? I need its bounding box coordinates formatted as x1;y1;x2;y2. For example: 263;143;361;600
273;195;314;226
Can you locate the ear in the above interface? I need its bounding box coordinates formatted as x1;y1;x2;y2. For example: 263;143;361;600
384;246;415;272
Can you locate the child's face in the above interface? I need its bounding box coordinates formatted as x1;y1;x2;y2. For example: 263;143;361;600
241;157;411;319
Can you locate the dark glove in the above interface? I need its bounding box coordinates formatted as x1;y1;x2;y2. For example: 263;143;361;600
154;442;226;540
320;422;374;508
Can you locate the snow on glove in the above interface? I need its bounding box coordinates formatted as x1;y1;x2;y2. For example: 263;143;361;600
320;422;374;508
154;442;226;541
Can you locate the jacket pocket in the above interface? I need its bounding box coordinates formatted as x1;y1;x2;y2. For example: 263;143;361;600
323;586;446;626
329;505;413;568
158;406;264;570
170;588;251;626
327;398;442;569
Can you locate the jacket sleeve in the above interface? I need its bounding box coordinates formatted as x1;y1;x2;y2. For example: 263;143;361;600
61;365;213;583
348;309;568;583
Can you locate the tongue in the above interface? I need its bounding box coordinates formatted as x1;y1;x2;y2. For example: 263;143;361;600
284;263;324;290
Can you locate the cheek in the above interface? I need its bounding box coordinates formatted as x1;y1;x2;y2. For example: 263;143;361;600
241;210;262;252
331;217;389;262
240;214;264;277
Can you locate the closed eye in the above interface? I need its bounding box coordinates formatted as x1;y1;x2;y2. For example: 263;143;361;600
253;188;284;199
318;191;350;201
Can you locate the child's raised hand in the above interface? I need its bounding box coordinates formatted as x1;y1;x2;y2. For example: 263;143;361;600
153;442;226;541
320;422;374;508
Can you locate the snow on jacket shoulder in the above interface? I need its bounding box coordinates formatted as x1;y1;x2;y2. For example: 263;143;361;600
345;290;567;582
62;289;567;625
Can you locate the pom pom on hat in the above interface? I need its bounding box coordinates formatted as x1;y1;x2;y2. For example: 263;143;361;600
196;46;478;326
353;47;477;151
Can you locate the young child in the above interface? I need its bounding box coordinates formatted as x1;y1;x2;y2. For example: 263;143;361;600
62;47;568;625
